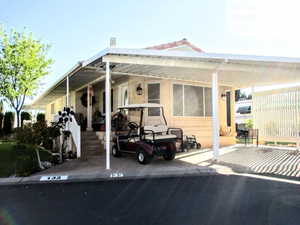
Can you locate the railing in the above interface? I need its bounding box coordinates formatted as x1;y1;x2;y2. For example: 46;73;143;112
68;115;81;158
53;114;81;158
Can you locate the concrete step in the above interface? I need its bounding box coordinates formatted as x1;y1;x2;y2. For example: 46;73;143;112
82;139;102;145
87;151;101;156
85;145;102;151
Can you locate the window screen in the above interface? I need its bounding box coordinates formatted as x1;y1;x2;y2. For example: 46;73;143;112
184;85;204;116
172;84;212;117
205;87;212;116
173;84;183;116
148;83;160;116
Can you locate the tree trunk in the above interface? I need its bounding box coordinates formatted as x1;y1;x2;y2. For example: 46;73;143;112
16;110;20;127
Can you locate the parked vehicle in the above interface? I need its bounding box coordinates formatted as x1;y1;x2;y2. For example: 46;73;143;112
112;103;182;164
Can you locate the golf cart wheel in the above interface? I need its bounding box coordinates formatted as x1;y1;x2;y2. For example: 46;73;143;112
163;143;176;160
136;150;151;164
196;143;201;149
163;149;176;160
112;145;121;157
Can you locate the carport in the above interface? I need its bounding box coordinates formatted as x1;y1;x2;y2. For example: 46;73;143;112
28;47;300;170
95;48;300;169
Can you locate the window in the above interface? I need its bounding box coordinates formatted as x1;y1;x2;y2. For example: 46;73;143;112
148;83;160;116
173;84;183;116
51;103;55;114
173;84;212;117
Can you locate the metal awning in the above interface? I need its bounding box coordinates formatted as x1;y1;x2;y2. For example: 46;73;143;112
27;47;300;110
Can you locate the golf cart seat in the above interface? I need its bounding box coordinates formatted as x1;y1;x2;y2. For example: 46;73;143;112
143;125;177;141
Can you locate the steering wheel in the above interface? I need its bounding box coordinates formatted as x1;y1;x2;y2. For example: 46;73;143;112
128;121;139;130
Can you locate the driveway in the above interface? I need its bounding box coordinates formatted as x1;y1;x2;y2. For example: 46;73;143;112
29;146;237;181
217;146;300;179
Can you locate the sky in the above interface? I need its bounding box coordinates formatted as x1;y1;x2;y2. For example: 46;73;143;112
1;0;300;100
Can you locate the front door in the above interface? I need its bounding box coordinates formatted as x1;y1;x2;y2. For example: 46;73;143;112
118;83;129;107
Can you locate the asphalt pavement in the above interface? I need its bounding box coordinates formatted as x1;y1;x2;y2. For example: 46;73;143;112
0;175;299;225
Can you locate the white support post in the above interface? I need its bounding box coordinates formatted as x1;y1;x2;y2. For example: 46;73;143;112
66;75;70;107
212;72;220;161
66;75;71;153
87;84;92;131
105;61;111;170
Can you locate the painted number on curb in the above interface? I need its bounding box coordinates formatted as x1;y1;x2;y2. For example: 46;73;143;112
40;175;68;181
110;172;124;178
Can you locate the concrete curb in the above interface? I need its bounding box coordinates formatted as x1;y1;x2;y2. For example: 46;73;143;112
0;168;218;186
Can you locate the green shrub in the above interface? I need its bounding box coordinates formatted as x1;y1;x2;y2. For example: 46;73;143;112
3;112;14;135
0;112;4;136
21;111;31;127
245;119;253;129
15;121;60;151
38;148;53;162
14;144;39;177
36;113;45;123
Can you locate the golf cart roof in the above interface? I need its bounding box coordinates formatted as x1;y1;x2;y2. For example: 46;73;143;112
118;103;162;109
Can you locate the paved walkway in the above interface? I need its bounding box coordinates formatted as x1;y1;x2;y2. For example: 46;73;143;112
2;145;298;185
217;146;300;178
25;146;237;181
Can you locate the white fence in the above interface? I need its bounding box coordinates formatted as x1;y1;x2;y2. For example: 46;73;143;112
53;114;81;158
68;115;81;158
253;87;300;138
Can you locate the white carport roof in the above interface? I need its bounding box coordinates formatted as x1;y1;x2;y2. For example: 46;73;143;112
27;47;300;109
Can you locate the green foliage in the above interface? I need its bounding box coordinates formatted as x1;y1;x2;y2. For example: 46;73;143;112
14;144;39;177
0;142;17;177
15;121;46;146
36;113;45;123
38;147;53;162
15;121;60;150
0;112;3;136
245;119;253;129
3;111;14;135
21;111;31;127
0;142;55;177
0;99;3;113
0;27;53;127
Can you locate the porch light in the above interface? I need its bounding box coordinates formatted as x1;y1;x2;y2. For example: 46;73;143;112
136;84;143;95
221;93;227;100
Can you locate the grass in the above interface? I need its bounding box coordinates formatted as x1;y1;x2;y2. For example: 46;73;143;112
0;142;17;177
0;142;53;177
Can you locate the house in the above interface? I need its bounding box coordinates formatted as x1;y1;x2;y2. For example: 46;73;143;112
26;38;300;168
235;99;252;134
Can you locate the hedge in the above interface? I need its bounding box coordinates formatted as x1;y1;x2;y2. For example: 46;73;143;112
3;112;14;135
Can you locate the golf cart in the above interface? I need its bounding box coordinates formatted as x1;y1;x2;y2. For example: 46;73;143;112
112;103;183;164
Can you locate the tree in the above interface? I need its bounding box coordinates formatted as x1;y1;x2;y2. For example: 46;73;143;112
245;119;253;129
0;27;53;127
21;111;31;127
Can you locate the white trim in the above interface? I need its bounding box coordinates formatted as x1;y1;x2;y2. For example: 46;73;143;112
118;82;129;107
66;75;69;107
105;62;111;170
212;72;220;160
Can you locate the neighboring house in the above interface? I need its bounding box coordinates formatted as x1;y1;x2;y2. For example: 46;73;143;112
235;99;252;134
27;39;236;153
253;86;300;145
